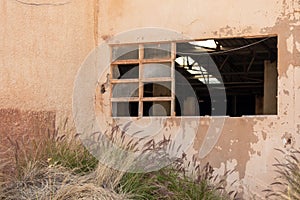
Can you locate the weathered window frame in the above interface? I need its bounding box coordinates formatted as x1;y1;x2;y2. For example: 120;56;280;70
110;42;176;117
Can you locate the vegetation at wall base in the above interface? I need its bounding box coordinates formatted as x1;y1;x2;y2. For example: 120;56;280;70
0;124;237;200
119;164;233;200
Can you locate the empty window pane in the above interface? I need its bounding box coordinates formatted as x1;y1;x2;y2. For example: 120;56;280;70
112;83;139;98
112;64;139;79
112;102;139;117
112;45;139;61
143;82;171;97
144;43;171;59
143;63;171;78
143;101;171;116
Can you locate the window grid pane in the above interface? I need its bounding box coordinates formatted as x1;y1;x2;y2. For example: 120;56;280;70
110;43;176;117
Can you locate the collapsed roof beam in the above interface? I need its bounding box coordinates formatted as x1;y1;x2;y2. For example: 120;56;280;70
247;53;256;72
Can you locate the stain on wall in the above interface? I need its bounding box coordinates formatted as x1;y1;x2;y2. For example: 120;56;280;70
0;109;55;167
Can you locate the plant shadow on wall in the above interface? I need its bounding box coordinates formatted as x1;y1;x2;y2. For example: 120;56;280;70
0;121;238;200
263;148;300;200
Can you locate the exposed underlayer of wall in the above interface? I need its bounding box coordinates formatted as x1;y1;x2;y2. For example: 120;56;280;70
1;0;300;199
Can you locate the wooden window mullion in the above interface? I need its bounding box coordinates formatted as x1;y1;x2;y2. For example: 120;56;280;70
109;45;114;117
138;44;144;117
171;42;176;116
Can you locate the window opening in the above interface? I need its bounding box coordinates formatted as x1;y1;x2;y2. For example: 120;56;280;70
109;36;277;117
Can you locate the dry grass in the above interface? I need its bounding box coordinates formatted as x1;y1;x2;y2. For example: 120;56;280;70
119;153;238;200
0;123;129;200
0;163;128;200
264;148;300;200
0;122;237;200
53;183;126;200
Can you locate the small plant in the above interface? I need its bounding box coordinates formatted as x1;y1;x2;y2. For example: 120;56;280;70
264;148;300;200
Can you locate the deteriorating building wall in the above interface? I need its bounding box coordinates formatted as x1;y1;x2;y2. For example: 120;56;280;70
1;0;300;199
95;0;300;198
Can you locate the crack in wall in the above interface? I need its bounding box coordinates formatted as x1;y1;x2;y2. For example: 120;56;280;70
14;0;70;6
94;0;99;47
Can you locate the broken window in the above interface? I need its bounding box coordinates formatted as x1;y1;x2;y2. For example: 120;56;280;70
110;43;175;117
110;36;278;117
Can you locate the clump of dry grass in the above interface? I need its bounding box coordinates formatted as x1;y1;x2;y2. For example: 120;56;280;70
264;148;300;200
53;183;126;200
0;158;10;195
1;164;71;199
119;152;238;200
5;125;98;179
0;121;129;200
0;128;130;199
0;163;128;200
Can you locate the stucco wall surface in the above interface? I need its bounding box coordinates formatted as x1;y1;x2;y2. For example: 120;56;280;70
1;0;300;199
0;0;96;149
96;0;300;198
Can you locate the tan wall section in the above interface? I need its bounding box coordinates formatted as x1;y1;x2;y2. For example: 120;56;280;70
98;0;282;40
0;0;95;112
